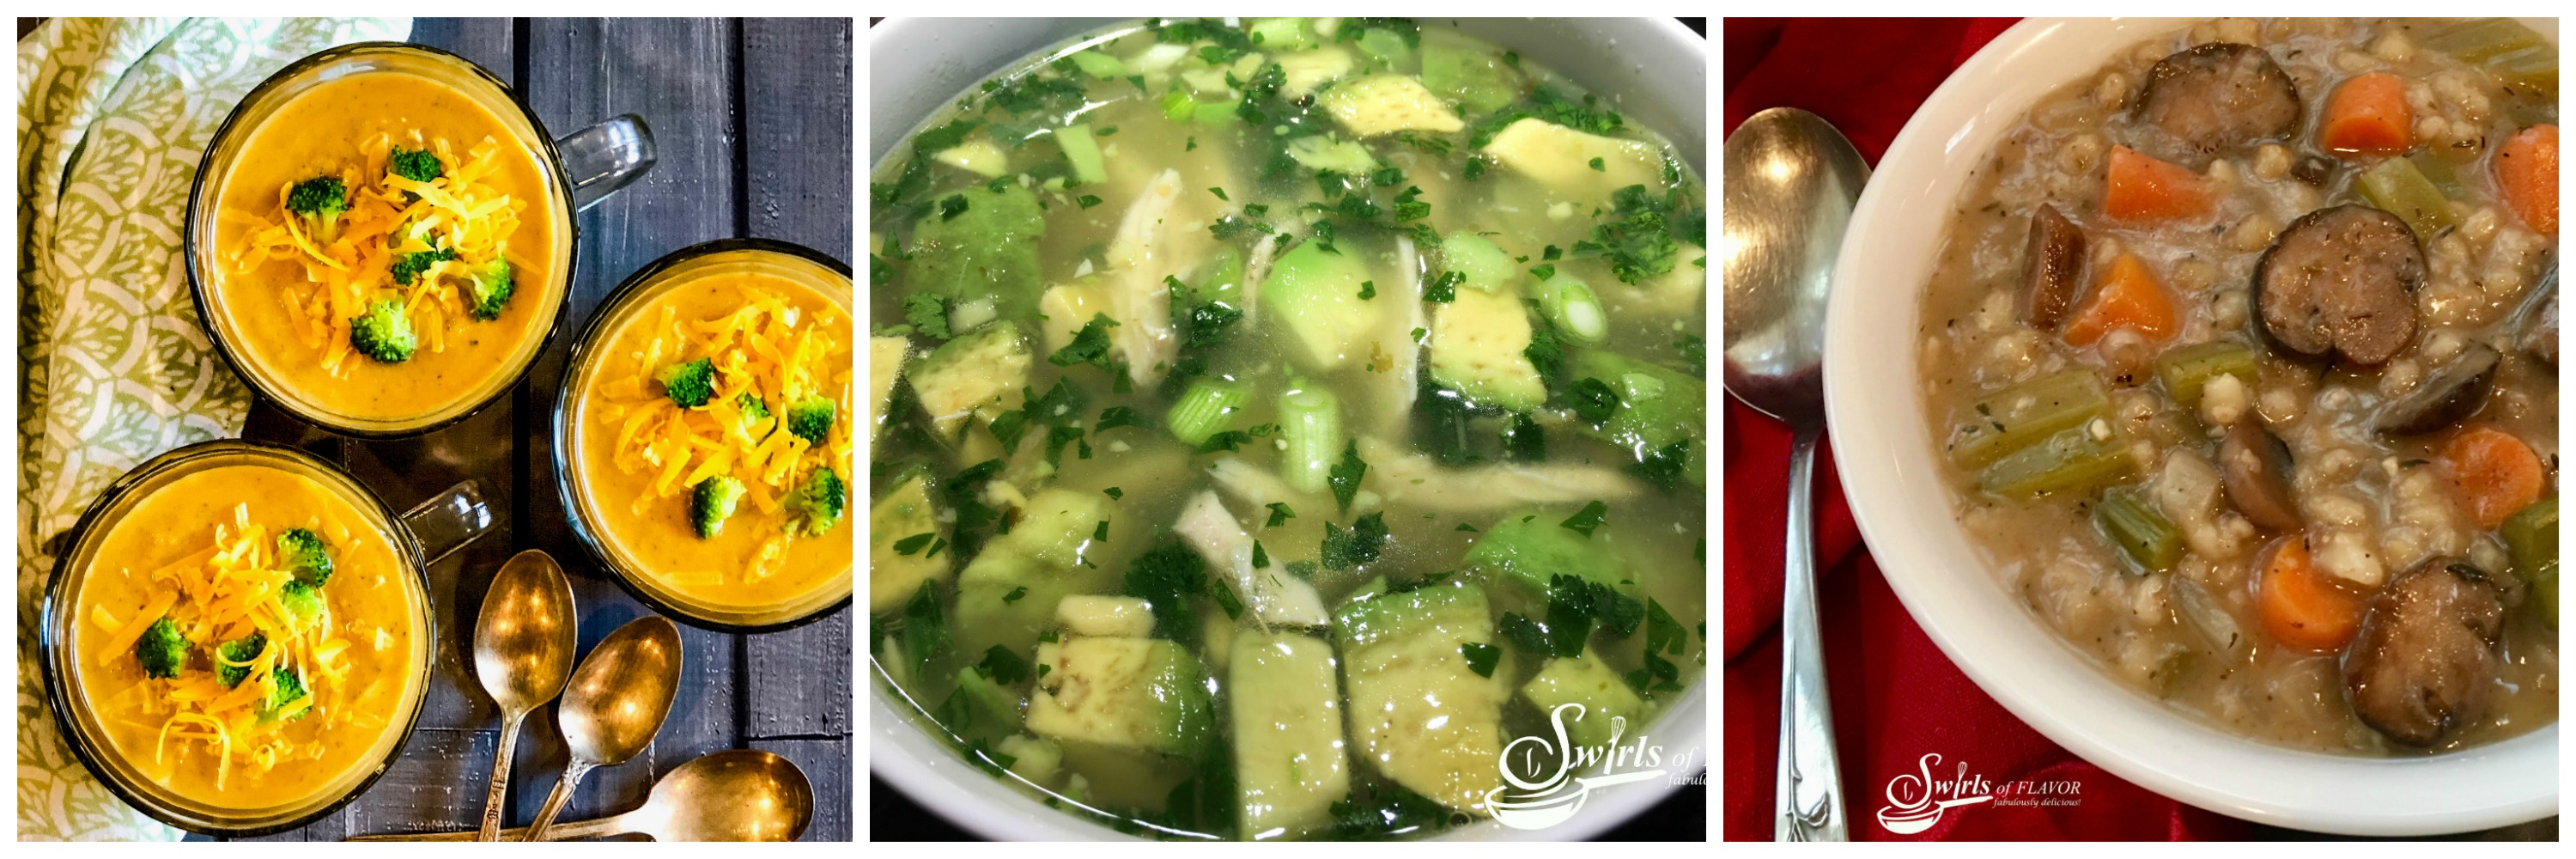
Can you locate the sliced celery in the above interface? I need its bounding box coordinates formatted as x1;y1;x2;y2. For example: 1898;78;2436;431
2504;497;2557;630
1055;124;1108;186
1068;50;1128;79
1947;369;2110;469
2094;486;2183;573
1166;378;1252;447
2408;150;2466;198
2154;341;2258;411
2355;155;2458;242
2421;18;2548;64
1977;421;2134;499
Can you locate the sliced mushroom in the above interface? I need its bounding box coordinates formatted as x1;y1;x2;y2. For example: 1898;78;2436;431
2020;204;2087;331
2218;420;2302;532
2253;205;2425;366
2290;153;2336;186
2130;43;2303;168
2342;557;2506;748
2375;342;2499;435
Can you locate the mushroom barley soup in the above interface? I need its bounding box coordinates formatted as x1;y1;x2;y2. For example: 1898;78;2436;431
869;17;1707;839
1920;18;2557;754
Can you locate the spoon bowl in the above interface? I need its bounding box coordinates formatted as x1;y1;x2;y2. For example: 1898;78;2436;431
471;549;578;840
524;615;683;841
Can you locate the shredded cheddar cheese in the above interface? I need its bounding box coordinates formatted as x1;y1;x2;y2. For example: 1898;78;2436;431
598;283;854;582
111;505;351;789
228;133;529;371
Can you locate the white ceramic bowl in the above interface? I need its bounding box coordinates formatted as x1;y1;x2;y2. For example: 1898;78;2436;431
869;16;1709;841
1823;17;2558;836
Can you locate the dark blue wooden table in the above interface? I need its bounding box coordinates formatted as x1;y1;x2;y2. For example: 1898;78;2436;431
204;16;854;842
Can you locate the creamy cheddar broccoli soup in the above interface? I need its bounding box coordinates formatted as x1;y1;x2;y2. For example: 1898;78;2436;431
869;17;1707;839
1919;18;2556;754
69;464;424;813
569;253;855;625
211;68;563;430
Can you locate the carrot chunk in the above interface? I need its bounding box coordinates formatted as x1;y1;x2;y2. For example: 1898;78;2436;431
2103;145;2214;222
2061;251;2177;346
2496;124;2557;235
2320;72;2414;157
2440;425;2546;530
2257;536;2367;652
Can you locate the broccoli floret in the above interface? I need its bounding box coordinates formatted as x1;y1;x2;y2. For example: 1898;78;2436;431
280;580;325;626
465;258;515;320
277;527;334;586
656;358;717;408
389;247;457;286
134;616;187;679
263;666;310;721
349;299;418;363
690;476;747;539
786;396;835;445
286;175;351;245
216;632;269;688
786;467;847;536
387;146;445;185
737;392;772;432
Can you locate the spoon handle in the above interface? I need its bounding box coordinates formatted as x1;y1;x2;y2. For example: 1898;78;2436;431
1775;431;1849;841
524;759;597;842
347;812;635;842
477;710;526;841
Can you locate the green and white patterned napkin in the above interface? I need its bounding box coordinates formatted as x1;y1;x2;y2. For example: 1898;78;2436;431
15;16;408;841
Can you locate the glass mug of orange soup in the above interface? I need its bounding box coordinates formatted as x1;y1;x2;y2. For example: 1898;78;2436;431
185;42;656;438
555;239;855;631
39;439;495;834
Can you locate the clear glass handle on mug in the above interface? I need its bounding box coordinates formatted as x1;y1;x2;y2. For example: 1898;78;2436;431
557;113;656;211
404;480;495;564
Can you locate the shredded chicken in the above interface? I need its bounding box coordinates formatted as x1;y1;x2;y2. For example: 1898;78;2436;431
1357;436;1641;512
1365;235;1425;437
1172;490;1328;627
1107;168;1183;387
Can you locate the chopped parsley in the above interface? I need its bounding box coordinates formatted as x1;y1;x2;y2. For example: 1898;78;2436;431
1321;511;1391;570
1559;501;1608;537
1461;643;1502;678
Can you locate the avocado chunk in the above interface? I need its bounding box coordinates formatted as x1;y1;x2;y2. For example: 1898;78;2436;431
1321;75;1465;137
1056;594;1155;638
1284;136;1378;174
997;734;1065;786
1027;637;1215;759
868;467;951;614
1462;509;1640;618
1570;349;1705;486
1276;46;1354;98
1259;241;1382;370
1437;232;1521;294
907;322;1031;437
1429;287;1546;411
1333;582;1509;815
954;662;1025;730
1479;118;1661;196
1419;31;1523;115
1519;650;1646;750
867;336;909;443
955;488;1117;655
1230;631;1350;841
908;183;1046;318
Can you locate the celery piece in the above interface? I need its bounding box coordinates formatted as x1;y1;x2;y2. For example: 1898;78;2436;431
1249;18;1314;52
1167;377;1253;447
1536;273;1608;344
1279;386;1343;494
1947;369;2109;469
1068;50;1127;79
1161;88;1198;122
2408;150;2467;198
2503;497;2557;630
2420;18;2548;64
2355;155;2457;243
2154;341;2258;411
1055;124;1108;186
2093;486;2183;573
1978;421;2134;499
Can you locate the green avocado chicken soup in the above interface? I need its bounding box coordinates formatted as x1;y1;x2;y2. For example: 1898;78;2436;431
868;17;1707;840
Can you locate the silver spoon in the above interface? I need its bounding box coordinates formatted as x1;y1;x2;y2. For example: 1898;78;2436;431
349;749;811;842
524;615;683;842
1722;106;1868;842
472;550;578;841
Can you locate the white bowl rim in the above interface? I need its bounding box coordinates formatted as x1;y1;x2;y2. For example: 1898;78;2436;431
866;15;1712;842
1821;15;2559;837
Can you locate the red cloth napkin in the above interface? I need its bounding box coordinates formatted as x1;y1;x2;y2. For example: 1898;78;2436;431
1720;19;2252;842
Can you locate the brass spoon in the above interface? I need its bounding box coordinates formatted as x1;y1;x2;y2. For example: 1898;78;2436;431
471;550;577;841
523;615;683;842
349;749;811;842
